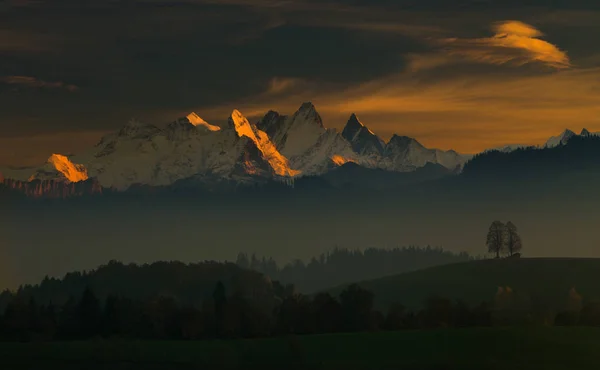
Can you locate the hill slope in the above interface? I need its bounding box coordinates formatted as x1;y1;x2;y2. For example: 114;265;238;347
327;258;600;310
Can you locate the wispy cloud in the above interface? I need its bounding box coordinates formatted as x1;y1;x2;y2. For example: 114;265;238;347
198;64;600;154
266;77;304;94
439;21;571;69
1;76;79;92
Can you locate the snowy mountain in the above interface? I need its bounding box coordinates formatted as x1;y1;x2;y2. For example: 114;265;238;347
256;102;328;158
341;113;385;157
257;106;468;174
544;128;600;148
484;144;532;153
186;112;221;132
4;111;294;190
28;154;89;182
378;135;468;172
544;129;577;148
0;102;469;193
256;103;360;175
483;128;600;154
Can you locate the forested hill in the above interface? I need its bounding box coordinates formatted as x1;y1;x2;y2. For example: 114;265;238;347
462;135;600;179
237;247;473;293
0;260;283;311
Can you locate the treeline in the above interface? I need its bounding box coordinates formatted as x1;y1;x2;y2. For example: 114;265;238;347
2;282;600;342
463;135;600;178
0;260;279;312
236;246;473;292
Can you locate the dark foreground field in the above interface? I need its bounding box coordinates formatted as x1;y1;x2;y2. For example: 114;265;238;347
2;327;600;369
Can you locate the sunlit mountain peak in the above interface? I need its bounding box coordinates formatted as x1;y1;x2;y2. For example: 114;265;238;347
186;112;220;131
46;154;88;182
228;109;300;177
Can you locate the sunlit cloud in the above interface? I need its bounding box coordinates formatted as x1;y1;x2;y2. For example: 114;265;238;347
1;76;79;92
266;77;305;94
439;21;571;70
197;64;600;154
162;19;593;154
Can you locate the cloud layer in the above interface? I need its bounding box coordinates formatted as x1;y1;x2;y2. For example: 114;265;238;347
440;21;571;69
1;1;600;165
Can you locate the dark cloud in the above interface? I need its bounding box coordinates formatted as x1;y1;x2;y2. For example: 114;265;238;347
1;0;600;164
1;75;78;91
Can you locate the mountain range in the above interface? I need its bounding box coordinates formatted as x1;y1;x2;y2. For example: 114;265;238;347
0;103;469;192
0;102;598;197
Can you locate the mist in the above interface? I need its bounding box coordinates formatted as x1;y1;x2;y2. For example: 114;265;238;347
2;179;599;290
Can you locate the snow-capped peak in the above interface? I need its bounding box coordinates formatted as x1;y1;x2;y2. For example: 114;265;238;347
186;112;221;132
545;129;576;148
387;134;421;148
230;109;257;140
292;102;324;129
228;109;300;177
47;154;88;182
484;144;529;153
256;110;284;138
581;128;591;137
299;101;316;112
343;113;364;134
118;118;160;139
26;154;89;183
342;113;385;156
260;103;328;158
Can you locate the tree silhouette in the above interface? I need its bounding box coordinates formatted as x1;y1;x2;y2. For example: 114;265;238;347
77;287;101;338
213;281;227;338
312;292;342;333
339;284;374;332
384;303;407;330
237;247;472;293
505;221;523;256
486;221;507;258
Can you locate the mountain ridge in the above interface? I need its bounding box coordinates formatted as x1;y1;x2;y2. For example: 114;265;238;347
0;102;469;194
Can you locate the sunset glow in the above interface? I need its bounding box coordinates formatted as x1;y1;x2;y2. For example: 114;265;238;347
231;110;301;177
5;3;600;364
1;2;599;165
46;154;88;182
331;155;355;166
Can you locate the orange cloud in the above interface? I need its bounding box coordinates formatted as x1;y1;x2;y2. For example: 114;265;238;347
196;63;600;155
439;21;571;69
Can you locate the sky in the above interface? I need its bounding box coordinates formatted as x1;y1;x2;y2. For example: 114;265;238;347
2;0;600;166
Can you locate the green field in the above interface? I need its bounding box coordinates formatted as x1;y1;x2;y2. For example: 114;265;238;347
2;327;600;369
327;258;600;310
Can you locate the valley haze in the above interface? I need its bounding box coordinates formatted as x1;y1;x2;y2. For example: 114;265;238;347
1;102;600;289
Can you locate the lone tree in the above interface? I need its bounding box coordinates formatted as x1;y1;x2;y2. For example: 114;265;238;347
505;221;523;257
486;221;507;258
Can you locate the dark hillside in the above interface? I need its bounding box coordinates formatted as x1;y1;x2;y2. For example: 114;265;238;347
327;258;600;310
0;260;279;310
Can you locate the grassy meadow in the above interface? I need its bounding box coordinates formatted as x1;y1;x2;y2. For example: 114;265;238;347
2;327;600;369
